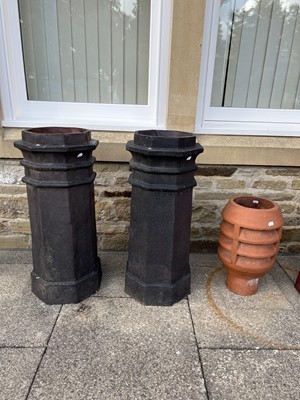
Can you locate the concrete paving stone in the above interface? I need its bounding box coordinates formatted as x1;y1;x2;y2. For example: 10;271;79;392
27;297;207;400
208;264;293;311
277;254;300;284
0;265;60;347
200;349;300;400
262;264;300;309
95;251;219;299
216;266;300;348
0;348;43;400
189;264;300;349
0;249;32;264
95;251;129;298
189;266;258;349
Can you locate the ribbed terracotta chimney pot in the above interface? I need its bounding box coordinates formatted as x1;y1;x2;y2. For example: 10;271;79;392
218;196;284;296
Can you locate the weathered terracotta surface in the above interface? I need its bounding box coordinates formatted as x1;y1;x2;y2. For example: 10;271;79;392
218;196;284;296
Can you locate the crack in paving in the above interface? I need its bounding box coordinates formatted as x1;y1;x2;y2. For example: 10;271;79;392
25;304;63;400
198;347;300;352
187;297;210;400
0;345;45;349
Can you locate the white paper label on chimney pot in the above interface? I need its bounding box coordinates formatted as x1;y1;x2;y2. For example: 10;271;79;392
268;221;274;227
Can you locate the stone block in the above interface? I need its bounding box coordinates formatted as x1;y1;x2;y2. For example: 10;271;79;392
0;184;27;195
99;233;129;251
0;195;29;218
114;173;131;186
277;202;295;214
0;165;23;184
281;228;300;243
282;216;300;226
194;177;213;189
0;234;30;249
93;162;129;173
195;166;237;177
96;223;128;235
8;219;31;234
266;168;300;176
254;192;295;201
95;199;114;221
0;220;9;233
190;225;200;236
291;180;300;190
114;198;131;221
192;203;217;223
252;180;287;190
194;192;250;201
216;179;246;189
237;168;261;177
94;173;115;186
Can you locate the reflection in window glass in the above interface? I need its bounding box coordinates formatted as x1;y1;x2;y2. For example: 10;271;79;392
18;0;151;104
211;0;300;109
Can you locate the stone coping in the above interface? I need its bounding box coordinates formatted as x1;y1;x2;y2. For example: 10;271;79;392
1;129;300;166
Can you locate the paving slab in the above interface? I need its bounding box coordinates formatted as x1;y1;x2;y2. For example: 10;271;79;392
95;252;220;299
27;297;207;400
0;265;60;347
0;348;43;400
189;263;300;349
268;263;300;309
0;250;299;400
95;251;129;298
200;349;300;400
277;254;300;284
189;266;258;349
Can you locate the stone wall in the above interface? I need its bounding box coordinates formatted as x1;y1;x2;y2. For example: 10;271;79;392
192;165;300;254
0;159;299;253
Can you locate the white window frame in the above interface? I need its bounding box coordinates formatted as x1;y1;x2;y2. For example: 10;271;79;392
196;0;300;137
0;0;173;131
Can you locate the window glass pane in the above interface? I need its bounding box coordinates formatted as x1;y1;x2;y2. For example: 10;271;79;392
211;0;300;109
18;0;150;104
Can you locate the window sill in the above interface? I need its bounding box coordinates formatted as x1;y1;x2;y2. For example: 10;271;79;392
1;129;300;166
198;135;300;166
